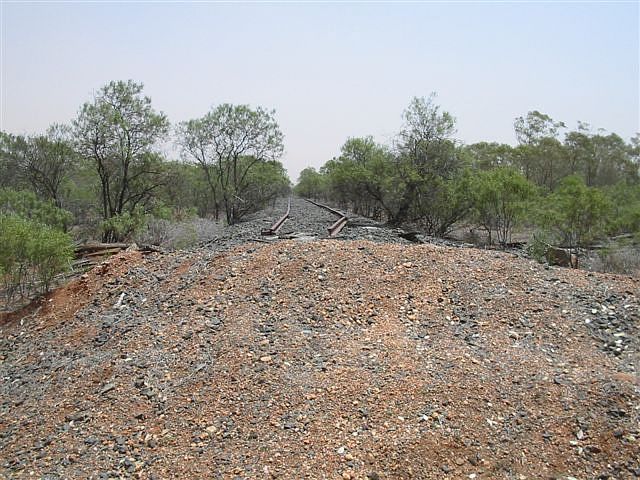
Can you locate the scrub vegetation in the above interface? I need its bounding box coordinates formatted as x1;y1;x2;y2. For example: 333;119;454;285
295;95;640;272
1;81;638;302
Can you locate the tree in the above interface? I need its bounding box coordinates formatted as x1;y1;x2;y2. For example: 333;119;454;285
397;94;458;177
73;80;169;241
242;159;290;212
392;94;462;227
472;168;537;245
514;111;567;189
564;125;637;187
176;116;222;219
0;127;78;209
0;188;73;231
628;133;640;178
603;182;640;235
21;125;76;207
178;104;284;224
537;175;611;254
464;142;515;170
294;167;326;200
514;110;565;146
322;137;397;219
309;97;467;231
415;170;475;237
159;161;214;217
0;132;29;190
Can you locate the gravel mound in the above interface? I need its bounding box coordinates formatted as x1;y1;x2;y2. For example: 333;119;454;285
1;238;638;479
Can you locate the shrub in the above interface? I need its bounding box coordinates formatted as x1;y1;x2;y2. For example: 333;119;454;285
526;231;552;263
594;247;640;276
471;168;537;245
100;208;146;243
0;214;31;299
603;182;640;235
536;175;611;251
0;214;74;303
134;217;222;249
417;173;475;237
29;225;74;291
0;188;73;231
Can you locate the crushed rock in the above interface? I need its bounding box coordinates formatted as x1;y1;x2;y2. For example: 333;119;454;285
1;236;639;479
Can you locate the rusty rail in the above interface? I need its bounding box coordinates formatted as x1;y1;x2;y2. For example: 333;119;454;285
261;197;291;236
327;215;348;237
304;198;349;237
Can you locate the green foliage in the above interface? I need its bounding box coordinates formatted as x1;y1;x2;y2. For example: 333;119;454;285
536;175;612;250
471;168;537;245
13;125;77;206
150;202;174;221
156;162;212;218
28;225;74;292
5;83;639;255
391;95;462;226
526;231;553;263
320;137;398;220
0;214;73;301
0;132;30;191
294;167;327;199
514;110;565;145
177;103;285;224
177;207;198;221
0;188;73;231
399;95;457;163
564;126;637;187
313;97;463;228
242;159;291;211
73;80;170;229
100;207;147;243
397;94;460;180
463;142;514;170
602;182;640;235
413;172;475;236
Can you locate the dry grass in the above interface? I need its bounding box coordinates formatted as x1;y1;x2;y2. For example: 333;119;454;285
591;246;640;277
135;217;223;249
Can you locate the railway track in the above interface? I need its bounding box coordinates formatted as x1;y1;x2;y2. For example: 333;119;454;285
261;197;291;236
303;198;349;237
261;197;349;238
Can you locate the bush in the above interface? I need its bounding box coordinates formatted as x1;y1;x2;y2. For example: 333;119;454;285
134;217;222;249
594;247;640;276
415;174;475;236
603;182;640;235
0;214;74;303
100;208;146;243
294;167;327;199
526;231;552;263
0;188;73;231
471;168;537;245
29;226;74;291
536;175;611;250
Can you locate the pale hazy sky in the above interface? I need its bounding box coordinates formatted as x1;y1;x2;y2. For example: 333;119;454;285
1;1;638;182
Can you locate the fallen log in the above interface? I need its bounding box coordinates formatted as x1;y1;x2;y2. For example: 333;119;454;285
138;244;164;254
74;243;130;254
74;242;163;257
83;248;125;258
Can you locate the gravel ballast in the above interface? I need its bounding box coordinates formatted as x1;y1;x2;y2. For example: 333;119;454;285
0;200;638;479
